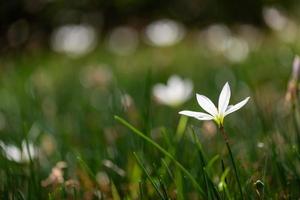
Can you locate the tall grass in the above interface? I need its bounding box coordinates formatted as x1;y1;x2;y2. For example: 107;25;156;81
0;36;300;199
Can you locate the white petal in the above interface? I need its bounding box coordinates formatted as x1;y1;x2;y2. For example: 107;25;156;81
179;110;214;120
196;94;218;116
218;82;231;115
5;145;22;162
168;75;182;87
152;84;166;98
224;97;250;116
152;84;169;103
152;76;193;106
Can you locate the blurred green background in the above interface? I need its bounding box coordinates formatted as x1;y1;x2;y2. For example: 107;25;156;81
1;0;300;199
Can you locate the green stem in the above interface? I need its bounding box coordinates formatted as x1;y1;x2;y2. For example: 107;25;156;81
219;126;244;200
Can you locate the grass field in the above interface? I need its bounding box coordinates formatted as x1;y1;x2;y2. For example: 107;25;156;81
1;28;300;199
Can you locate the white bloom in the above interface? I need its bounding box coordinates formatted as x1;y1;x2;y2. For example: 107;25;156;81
153;75;193;107
257;142;265;148
145;19;185;47
51;24;97;57
263;7;288;31
0;140;38;162
179;82;249;126
202;24;231;53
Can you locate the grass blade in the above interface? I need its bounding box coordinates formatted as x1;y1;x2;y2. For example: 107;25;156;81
133;152;166;199
75;153;96;182
115;115;205;196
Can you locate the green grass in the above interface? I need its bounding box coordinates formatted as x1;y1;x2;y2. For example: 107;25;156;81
1;32;300;199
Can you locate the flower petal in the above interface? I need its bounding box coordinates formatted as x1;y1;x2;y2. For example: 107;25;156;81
152;84;170;104
168;75;182;87
179;110;214;120
218;82;231;115
224;97;250;116
196;94;218;116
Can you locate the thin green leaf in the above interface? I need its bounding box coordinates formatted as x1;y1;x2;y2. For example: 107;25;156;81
115;115;205;196
133;152;166;199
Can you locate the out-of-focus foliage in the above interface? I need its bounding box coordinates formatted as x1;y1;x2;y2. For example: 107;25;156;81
0;25;300;198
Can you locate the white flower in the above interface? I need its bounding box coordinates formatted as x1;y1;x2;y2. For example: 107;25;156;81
0;140;38;162
152;75;193;107
51;24;97;57
145;19;185;47
179;82;250;127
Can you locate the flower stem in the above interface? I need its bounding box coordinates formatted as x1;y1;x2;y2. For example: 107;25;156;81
219;126;244;200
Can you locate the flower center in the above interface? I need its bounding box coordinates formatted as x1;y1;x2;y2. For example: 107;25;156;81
214;114;224;127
